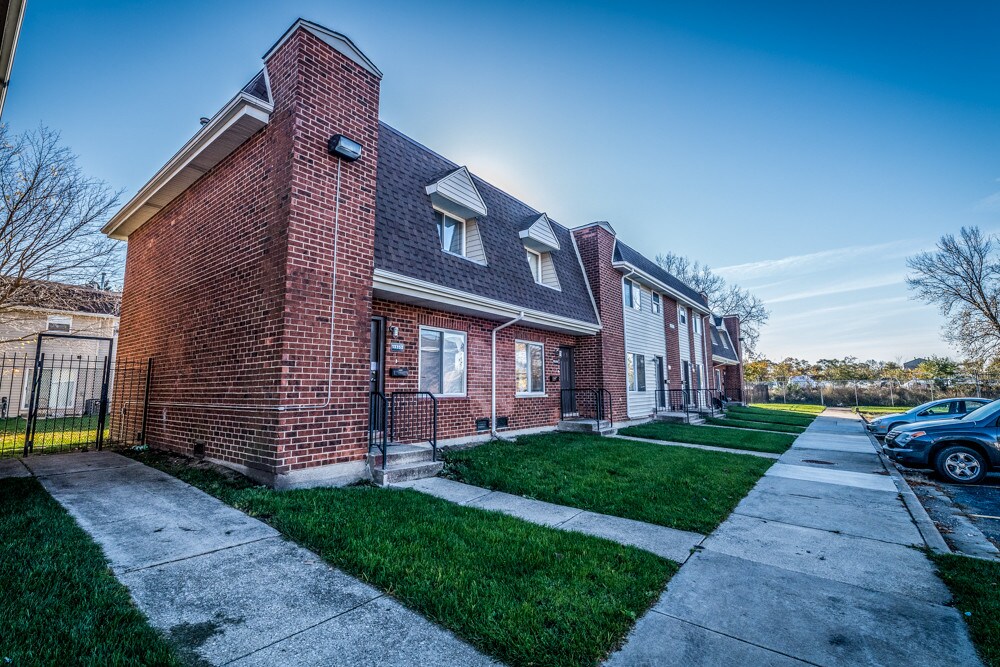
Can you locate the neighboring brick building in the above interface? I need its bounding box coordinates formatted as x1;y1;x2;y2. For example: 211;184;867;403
103;19;744;487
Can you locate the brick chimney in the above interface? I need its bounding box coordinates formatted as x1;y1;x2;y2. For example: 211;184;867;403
572;222;627;419
265;21;382;479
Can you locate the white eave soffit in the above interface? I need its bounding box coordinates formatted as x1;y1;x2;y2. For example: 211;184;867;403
425;166;488;220
101;90;273;240
519;213;560;253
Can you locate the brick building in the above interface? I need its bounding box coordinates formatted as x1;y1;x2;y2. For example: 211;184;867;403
103;19;744;487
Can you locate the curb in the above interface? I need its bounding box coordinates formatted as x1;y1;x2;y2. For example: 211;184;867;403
863;429;951;554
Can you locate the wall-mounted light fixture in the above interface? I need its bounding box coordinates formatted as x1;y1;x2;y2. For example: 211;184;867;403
328;134;362;161
389;325;399;338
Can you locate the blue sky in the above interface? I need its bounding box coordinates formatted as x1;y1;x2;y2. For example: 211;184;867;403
7;1;1000;362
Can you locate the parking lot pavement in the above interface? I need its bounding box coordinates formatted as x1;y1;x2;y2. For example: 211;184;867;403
902;468;1000;555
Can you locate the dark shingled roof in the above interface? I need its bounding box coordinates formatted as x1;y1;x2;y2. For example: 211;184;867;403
374;123;599;326
6;279;120;316
709;320;739;363
612;241;708;308
242;70;271;104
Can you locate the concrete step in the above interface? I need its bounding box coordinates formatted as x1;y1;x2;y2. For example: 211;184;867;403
557;419;613;435
367;443;433;469
372;460;444;486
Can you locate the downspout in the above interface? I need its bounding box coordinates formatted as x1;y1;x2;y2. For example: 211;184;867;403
491;311;525;439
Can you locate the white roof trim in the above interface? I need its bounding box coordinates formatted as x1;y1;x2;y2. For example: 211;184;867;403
373;269;600;336
425;166;488;219
611;261;711;315
712;355;739;366
11;306;118;320
102;91;273;240
519;213;561;252
264;19;382;78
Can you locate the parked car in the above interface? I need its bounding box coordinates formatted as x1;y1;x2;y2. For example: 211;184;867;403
865;397;991;438
883;399;1000;483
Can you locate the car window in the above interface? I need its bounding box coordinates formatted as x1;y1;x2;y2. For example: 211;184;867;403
963;400;1000;422
909;400;938;414
921;403;953;416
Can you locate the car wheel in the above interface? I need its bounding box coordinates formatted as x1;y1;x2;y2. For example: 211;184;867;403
887;422;904;433
935;446;988;484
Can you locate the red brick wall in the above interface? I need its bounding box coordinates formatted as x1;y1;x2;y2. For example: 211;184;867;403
661;295;683;391
116;25;381;479
373;298;579;439
572;225;628;420
722;315;745;399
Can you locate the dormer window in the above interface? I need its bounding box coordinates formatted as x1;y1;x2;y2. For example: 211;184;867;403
436;210;466;256
526;248;542;283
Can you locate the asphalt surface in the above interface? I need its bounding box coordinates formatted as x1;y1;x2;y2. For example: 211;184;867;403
903;468;1000;549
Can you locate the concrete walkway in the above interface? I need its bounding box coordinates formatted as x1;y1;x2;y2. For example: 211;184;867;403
11;452;495;667
606;408;982;666
611;433;782;459
394;476;703;562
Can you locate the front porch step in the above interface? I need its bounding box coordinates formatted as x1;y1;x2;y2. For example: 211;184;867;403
372;460;444;486
367;443;434;469
655;412;705;425
557;419;614;435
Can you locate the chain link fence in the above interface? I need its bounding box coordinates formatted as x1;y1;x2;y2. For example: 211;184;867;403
747;376;1000;408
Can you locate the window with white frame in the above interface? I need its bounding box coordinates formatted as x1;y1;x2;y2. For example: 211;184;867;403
693;316;702;334
626;352;646;392
22;367;78;411
435;210;466;256
526;249;542;283
46;315;72;333
677;306;687;326
652;292;661;314
515;340;545;394
418;326;467;396
624;278;640;310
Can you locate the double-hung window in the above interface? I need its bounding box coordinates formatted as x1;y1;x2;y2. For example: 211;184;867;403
693;316;702;334
626;353;646;392
419;326;467;396
515;341;545;395
624;278;640;310
678;306;687;326
435;210;466;256
652;292;661;314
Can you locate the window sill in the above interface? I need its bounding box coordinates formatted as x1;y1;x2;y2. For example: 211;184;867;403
441;249;487;266
515;393;548;398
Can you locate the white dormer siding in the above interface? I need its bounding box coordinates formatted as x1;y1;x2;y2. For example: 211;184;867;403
539;252;560;290
464;219;487;264
519;213;560;252
624;280;668;418
425;167;487;219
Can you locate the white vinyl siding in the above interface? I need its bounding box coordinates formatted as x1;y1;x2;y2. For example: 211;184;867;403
425;166;488;217
464;219;487;264
693;315;706;405
624;282;668;418
539;252;561;290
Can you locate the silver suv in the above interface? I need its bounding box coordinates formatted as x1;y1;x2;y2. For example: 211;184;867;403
866;398;991;439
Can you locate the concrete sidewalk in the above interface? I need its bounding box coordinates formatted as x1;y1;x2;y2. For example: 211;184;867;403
12;452;495;667
606;408;982;666
395;476;704;562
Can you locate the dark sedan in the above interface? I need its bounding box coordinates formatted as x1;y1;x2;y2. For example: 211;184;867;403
883;399;1000;484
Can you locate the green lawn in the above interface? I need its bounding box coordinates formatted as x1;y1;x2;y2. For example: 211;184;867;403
444;432;773;534
705;417;806;434
0;415;104;459
619;421;796;455
748;403;826;415
126;449;675;667
931;553;1000;667
0;477;180;666
725;406;816;427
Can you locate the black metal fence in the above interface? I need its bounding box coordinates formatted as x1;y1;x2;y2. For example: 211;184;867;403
0;335;151;458
389;391;438;461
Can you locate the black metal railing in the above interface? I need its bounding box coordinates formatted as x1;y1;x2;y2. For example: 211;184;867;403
389;391;438;462
369;391;388;470
106;358;153;449
559;388;613;428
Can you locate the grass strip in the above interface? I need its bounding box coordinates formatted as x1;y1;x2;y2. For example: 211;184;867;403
619;421;795;455
0;477;180;666
127;449;676;667
931;553;1000;667
725;407;815;427
443;432;772;534
748;403;826;415
706;417;806;434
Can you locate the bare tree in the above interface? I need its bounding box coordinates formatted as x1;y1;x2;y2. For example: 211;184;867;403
0;125;122;314
906;227;1000;363
655;251;770;356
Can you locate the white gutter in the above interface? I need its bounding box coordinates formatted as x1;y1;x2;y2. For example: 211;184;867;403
491;311;524;438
